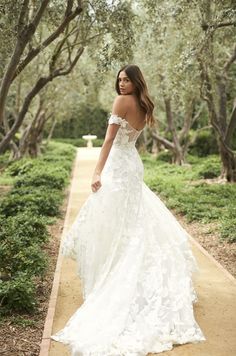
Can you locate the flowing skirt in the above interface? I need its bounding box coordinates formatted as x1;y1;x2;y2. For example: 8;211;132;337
51;146;206;355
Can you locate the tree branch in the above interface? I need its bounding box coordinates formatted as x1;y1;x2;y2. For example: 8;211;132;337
65;0;74;17
31;0;50;29
17;0;29;34
52;47;84;77
224;99;236;145
223;45;236;73
179;99;195;143
12;3;83;81
201;21;236;31
0;46;84;153
60;31;106;54
0;0;50;127
150;132;174;150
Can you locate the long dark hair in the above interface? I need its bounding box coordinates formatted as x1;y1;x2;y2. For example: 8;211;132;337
115;64;155;126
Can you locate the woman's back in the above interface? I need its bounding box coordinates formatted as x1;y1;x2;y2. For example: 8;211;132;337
121;94;146;131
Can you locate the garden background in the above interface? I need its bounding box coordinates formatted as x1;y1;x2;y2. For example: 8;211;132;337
0;1;235;355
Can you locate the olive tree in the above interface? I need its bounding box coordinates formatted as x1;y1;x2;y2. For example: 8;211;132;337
197;0;236;181
132;0;205;164
137;0;236;179
0;0;134;157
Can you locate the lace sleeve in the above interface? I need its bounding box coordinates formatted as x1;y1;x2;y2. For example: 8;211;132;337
108;114;126;126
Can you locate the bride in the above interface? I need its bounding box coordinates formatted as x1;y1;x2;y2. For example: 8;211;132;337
51;64;206;355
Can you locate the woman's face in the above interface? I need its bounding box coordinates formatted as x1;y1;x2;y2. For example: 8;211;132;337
118;70;135;95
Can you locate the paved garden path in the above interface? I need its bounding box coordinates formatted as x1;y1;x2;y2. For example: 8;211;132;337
40;147;236;356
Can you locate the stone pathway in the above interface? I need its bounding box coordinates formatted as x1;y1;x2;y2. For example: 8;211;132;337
40;147;236;356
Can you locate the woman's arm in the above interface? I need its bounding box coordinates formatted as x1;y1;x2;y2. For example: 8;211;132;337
91;95;128;192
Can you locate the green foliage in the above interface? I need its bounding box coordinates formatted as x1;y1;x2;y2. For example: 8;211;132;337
189;129;219;157
52;104;108;139
143;153;236;242
196;155;221;179
0;273;37;313
0;175;14;187
0;315;36;327
0;152;10;169
0;141;75;313
14;167;69;190
53;138;104;147
220;218;236;243
0;239;47;277
6;158;35;176
156;150;173;163
0;187;63;217
0;212;49;246
41;140;76;160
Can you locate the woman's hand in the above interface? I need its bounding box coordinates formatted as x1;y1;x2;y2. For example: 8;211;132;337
91;173;102;192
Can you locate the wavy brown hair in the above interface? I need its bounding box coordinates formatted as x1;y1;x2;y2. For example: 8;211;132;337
115;64;155;126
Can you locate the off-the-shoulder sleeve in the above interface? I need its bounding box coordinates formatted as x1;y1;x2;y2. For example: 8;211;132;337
107;114;126;126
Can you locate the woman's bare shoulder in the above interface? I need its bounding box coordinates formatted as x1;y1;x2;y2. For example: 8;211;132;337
112;95;132;117
113;94;132;105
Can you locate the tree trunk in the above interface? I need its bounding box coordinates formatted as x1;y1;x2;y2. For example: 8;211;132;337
198;2;236;182
219;143;236;182
199;44;236;181
0;0;50;127
0;46;84;154
163;97;185;164
45;117;57;146
18;107;52;158
0;1;83;153
151;137;159;155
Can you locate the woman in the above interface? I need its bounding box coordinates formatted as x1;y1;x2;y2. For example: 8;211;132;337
51;64;206;355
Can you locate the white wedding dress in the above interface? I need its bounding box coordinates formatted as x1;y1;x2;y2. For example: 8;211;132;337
51;114;206;355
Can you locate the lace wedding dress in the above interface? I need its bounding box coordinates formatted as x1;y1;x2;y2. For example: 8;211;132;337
51;114;206;355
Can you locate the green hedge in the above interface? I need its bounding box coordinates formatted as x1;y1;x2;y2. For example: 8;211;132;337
53;137;104;147
0;187;63;217
50;103;108;139
0;273;37;313
0;142;76;313
14;167;69;190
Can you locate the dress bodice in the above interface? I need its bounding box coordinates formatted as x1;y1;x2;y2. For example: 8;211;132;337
108;114;143;147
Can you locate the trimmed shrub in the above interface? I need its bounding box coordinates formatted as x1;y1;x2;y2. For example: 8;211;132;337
0;213;48;278
0;186;63;217
6;158;35;176
41;140;76;159
0;241;47;277
40;155;72;171
14;167;69;190
0;141;75;314
0;212;49;246
0;273;37;313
